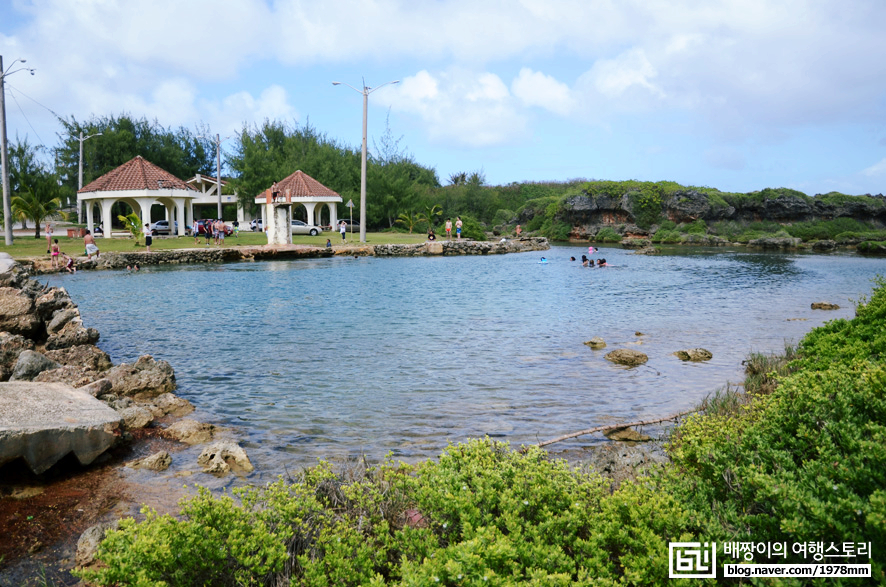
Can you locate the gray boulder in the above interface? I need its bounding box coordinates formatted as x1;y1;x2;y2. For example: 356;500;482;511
76;521;120;568
34;287;75;321
46;308;81;335
153;392;195;418
10;350;60;381
33;365;100;388
44;321;100;350
584;337;607;349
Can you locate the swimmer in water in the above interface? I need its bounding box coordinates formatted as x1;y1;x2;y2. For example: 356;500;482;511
581;255;589;267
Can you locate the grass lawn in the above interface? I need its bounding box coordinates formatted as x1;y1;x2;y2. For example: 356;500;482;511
0;230;434;260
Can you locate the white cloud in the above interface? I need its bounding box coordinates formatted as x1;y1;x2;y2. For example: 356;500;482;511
511;68;574;116
384;69;526;147
862;158;886;177
201;85;297;135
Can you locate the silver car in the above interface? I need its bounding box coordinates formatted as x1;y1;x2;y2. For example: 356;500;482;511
291;220;322;236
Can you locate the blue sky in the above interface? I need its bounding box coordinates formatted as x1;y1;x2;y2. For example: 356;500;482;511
2;0;885;195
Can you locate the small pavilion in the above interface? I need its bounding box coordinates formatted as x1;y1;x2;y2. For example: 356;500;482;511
78;156;197;237
253;170;341;229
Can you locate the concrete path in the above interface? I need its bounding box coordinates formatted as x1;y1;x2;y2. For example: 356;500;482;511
0;382;122;474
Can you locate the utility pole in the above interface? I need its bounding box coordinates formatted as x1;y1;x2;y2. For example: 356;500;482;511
0;56;34;246
78;131;103;223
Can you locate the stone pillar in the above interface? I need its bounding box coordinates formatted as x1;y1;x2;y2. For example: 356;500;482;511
265;190;292;245
100;200;115;239
175;200;187;236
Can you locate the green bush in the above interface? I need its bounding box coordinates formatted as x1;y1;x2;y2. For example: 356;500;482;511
594;227;621;242
681;219;707;235
651;229;681;244
658;220;676;231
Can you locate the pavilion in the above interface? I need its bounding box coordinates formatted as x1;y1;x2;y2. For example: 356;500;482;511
78;156;197;237
253;170;342;229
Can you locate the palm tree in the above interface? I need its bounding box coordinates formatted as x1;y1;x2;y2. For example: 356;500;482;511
395;211;421;234
117;212;142;243
423;204;442;230
10;186;67;239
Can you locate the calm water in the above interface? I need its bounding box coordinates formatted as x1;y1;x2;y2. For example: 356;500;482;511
55;245;884;482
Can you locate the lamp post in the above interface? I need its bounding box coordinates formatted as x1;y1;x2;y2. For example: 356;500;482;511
0;56;35;246
77;131;102;223
197;133;232;219
332;78;399;243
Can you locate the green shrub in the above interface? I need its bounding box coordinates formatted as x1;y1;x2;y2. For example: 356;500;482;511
651;229;681;244
659;220;676;231
594;227;621;242
681;219;707;235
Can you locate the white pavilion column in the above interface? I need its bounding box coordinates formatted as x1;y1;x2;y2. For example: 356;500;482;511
100;200;115;238
85;200;95;234
303;202;318;225
176;200;187;236
135;197;156;229
329;203;339;229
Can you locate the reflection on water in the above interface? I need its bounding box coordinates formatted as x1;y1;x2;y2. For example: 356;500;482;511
57;245;885;481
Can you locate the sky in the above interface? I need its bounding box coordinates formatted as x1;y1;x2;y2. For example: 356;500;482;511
1;0;885;196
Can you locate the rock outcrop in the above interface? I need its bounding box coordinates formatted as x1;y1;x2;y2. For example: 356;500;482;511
605;349;648;366
674;348;713;362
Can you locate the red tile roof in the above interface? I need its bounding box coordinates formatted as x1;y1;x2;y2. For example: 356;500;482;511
259;170;341;199
79;156;196;193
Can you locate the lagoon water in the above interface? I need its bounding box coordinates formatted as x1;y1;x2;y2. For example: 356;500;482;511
56;244;884;481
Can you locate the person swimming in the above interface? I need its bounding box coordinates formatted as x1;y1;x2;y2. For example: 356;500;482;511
538;257;548;264
581;255;589;267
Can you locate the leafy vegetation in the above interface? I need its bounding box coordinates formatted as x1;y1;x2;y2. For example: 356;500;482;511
78;277;886;585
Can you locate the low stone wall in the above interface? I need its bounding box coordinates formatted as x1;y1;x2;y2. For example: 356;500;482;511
26;238;550;273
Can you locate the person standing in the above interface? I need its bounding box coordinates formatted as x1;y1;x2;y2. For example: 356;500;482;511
83;230;100;260
339;220;347;242
455;216;463;240
515;224;522;237
445;218;452;240
50;239;60;268
143;223;152;252
217;220;226;247
45;222;54;253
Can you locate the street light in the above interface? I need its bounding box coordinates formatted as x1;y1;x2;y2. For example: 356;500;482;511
197;133;233;219
332;78;399;243
0;56;35;245
77;131;103;223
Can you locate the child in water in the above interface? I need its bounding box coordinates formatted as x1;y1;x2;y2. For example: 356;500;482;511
581;255;589;267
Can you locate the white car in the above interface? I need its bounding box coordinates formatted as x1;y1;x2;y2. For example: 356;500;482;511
291;220;322;236
150;220;178;235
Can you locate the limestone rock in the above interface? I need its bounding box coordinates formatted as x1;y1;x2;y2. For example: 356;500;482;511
0;252;16;275
197;442;254;475
578;443;670;491
634;246;659;255
584;337;606;349
620;238;651;249
0;286;40;337
0;332;35;381
10;350;60;381
605;349;648;366
119;405;154;430
603;426;652;442
747;237;802;250
46;308;81;335
105;355;176;400
674;348;713;362
33;365;99;388
812;239;837;251
44;321;100;350
78;378;113;398
127;450;172;472
811;302;840;310
153;392;194;418
164;418;216;444
76;521;120;568
44;344;113;372
34;287;75;320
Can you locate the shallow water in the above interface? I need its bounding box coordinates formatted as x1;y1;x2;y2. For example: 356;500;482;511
56;245;885;482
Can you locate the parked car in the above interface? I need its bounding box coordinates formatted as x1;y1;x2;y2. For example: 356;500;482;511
250;218;263;231
193;219;233;236
150;220;178;235
291;219;322;236
337;219;360;232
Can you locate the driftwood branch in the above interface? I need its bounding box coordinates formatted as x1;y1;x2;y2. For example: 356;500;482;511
532;408;698;450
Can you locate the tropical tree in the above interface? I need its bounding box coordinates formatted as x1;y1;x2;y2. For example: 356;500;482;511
11;187;67;239
423;204;442;230
395;210;421;233
117;212;142;243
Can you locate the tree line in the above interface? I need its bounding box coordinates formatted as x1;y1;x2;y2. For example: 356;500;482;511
5;113;583;239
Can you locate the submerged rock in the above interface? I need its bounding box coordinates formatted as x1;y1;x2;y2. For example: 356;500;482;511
811;302;840;310
127;450;172;472
674;348;713;362
164;418;216;444
605;349;648;366
584;337;606;349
